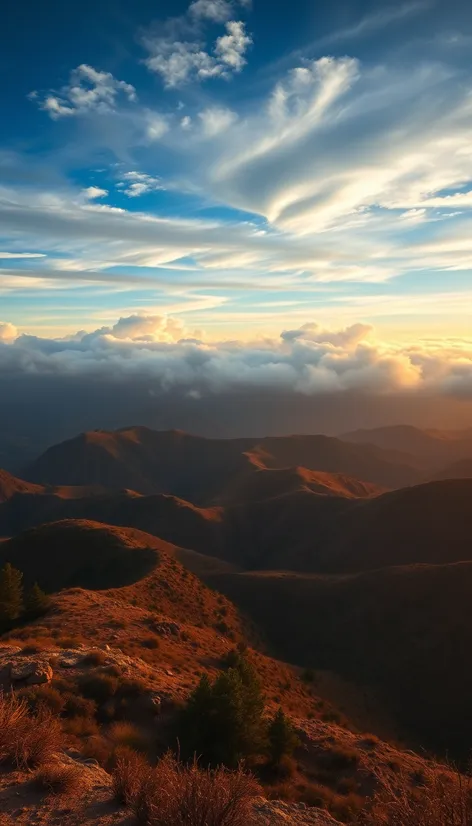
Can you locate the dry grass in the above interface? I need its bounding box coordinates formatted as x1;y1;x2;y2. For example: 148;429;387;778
33;761;83;796
359;764;472;826
0;692;62;768
112;751;261;826
109;721;151;753
112;749;153;806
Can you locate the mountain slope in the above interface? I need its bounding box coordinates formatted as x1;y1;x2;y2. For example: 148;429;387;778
343;424;472;470
207;561;472;756
24;427;419;498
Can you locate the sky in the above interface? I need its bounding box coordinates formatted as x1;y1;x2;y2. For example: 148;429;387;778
3;0;472;437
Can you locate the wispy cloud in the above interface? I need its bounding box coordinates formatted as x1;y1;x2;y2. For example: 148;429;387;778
319;0;434;46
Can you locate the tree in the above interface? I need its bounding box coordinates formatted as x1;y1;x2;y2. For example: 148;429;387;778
0;562;24;627
267;707;299;766
25;582;51;618
178;655;267;768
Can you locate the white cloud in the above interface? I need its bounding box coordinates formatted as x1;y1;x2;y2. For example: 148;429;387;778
82;186;108;200
214;20;251;71
198;106;237;136
117;171;165;197
181;115;193;129
0;252;46;259
189;0;234;22
145;113;170;141
34;64;137;119
142;0;252;88
4;315;472;399
195;56;472;236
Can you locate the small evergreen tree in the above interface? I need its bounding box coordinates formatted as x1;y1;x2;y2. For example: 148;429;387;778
178;654;267;768
25;582;51;618
0;562;24;627
267;707;299;766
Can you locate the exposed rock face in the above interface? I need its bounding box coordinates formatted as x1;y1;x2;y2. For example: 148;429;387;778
0;657;53;686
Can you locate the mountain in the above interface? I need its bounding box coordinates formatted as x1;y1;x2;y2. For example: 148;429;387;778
206;560;472;757
430;457;472;481
342;424;472;470
24;427;419;498
3;470;472;574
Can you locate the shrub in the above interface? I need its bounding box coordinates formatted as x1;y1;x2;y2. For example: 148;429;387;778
0;563;23;627
358;764;472;826
62;693;97;719
113;752;261;826
78;673;118;704
0;692;62;768
33;762;83;796
140;635;160;650
112;749;153;806
109;721;150;753
18;684;65;715
80;650;109;667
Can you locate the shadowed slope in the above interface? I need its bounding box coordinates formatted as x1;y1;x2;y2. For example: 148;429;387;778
0;519;174;590
207;561;472;757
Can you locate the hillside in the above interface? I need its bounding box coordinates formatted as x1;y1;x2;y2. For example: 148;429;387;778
24;427;419;498
207;560;472;757
4;473;472;574
342;424;472;470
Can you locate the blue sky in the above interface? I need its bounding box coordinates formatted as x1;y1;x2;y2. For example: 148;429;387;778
2;0;472;360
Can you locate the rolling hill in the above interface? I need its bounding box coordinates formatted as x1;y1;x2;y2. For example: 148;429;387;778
24;426;420;498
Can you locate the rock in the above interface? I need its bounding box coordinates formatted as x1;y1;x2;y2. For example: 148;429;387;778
10;659;53;685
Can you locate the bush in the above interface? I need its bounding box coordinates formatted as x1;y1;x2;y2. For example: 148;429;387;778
112;749;153;806
18;684;65;715
113;751;261;826
80;650;109;667
78;673;118;704
0;692;62;768
358;764;472;826
33;762;83;795
109;721;150;753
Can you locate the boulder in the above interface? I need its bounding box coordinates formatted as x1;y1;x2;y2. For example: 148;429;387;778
10;659;53;685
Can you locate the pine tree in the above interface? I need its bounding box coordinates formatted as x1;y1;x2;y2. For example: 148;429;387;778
178;654;267;768
267;707;299;766
25;582;51;618
0;562;24;627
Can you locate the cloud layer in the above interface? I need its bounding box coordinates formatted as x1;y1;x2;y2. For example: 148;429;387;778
2;315;472;400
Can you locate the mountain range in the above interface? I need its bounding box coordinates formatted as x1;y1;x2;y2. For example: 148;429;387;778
3;423;472;764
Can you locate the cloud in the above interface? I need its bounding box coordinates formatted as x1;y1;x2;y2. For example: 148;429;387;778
34;64;137;119
116;171;165;197
198;106;237;136
142;1;252;87
189;0;235;22
0;252;46;259
197;56;472;236
319;0;433;45
3;314;472;401
82;186;108;200
0;322;17;342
